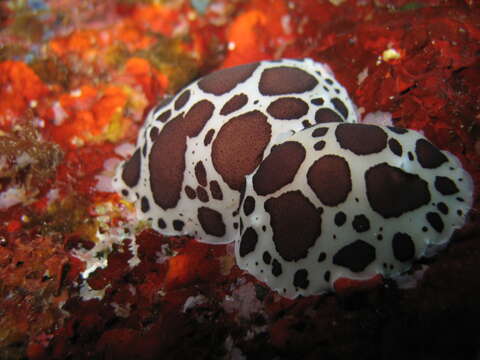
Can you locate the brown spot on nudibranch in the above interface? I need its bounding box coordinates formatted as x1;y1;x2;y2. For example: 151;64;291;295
220;93;248;115
149;117;186;209
365;163;431;218
183;100;215;137
307;155;352;207
253;141;306;196
198;207;226;237
315;108;343;123
265;191;321;262
259;66;318;95
121;149;141;187
336;123;388;155
267;97;309;120
198;62;259;95
212;111;271;191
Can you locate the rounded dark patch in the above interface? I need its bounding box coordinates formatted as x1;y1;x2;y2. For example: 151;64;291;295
307;155;352;207
263;251;272;265
266;97;309;120
334;211;347;226
198;62;259;95
196;186;209;202
408;152;414;161
365;163;431;218
392;233;415;262
336;123;388;155
331;98;349;119
239;227;258;257
302;120;312;128
243;196;256;216
333;240;376;272
437;202;449;215
122;149;141;187
415;139;448;169
314;141;326;151
318;252;326;262
264;190;321;262
388;138;402;156
209;180;223;200
352;214;370;233
426;212;444;233
142;143;147;157
293;269;309;289
325;78;334;85
149;116;186;209
174;90;190;110
141;196;150;213
173;220;185;231
272;259;282;277
388;126;409;134
195;161;207;187
156;109;171;123
312;127;328;137
212;111;272;191
185;185;196;199
203;129;215;146
259;66;318;95
324;271;331;282
183;100;215;137
434;176;459;195
220;93;248;115
150;127;159;142
315;108;343;123
253;141;306;196
311;98;324;105
121;189;129;197
198;207;226;237
158;218;166;229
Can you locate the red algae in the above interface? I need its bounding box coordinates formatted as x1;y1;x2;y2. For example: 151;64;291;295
0;1;479;359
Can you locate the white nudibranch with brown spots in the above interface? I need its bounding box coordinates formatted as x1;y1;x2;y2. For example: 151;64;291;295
236;123;474;298
113;58;474;298
113;58;358;244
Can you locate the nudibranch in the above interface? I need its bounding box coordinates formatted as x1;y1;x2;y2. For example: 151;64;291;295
113;58;358;244
236;122;474;298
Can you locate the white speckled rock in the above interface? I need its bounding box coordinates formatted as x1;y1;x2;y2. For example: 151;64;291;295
113;58;358;244
236;122;474;298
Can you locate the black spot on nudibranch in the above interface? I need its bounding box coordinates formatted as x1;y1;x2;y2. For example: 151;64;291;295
243;196;256;216
392;232;415;262
434;176;459;195
352;214;370;233
293;269;309;289
415;139;448;169
272;259;283;277
388;138;403;156
141;196;150;213
334;211;347;226
330;98;349;119
426;212;444;233
365;163;431;218
239;227;258;257
333;240;376;272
